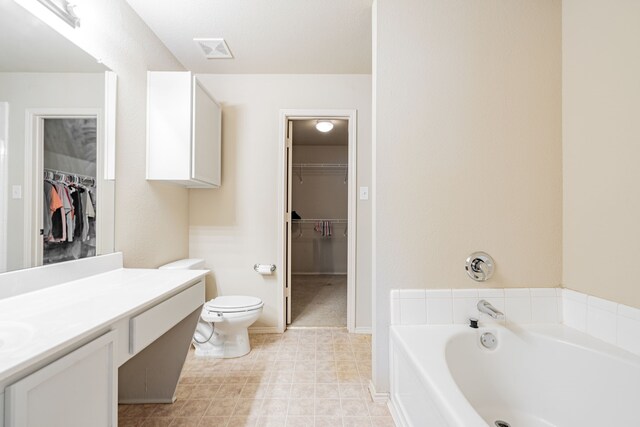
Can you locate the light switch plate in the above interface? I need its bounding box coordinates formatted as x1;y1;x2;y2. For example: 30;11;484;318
12;185;22;199
359;186;369;200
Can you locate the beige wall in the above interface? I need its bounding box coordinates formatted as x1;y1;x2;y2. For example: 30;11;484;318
35;0;190;268
373;0;562;392
563;0;640;308
188;74;372;330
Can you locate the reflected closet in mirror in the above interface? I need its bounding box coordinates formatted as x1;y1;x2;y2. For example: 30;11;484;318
0;0;116;273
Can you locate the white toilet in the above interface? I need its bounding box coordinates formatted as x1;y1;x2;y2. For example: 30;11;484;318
159;258;264;358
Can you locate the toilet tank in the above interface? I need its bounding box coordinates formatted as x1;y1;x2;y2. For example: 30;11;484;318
159;258;205;270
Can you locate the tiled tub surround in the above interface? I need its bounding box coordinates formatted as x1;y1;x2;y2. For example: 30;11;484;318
390;288;562;326
562;289;640;355
390;288;640;357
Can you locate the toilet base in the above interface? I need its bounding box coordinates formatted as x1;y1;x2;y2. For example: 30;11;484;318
193;327;251;359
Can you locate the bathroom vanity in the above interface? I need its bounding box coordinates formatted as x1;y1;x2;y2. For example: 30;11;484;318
0;253;206;427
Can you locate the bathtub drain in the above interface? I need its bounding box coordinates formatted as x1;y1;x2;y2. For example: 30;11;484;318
494;421;511;427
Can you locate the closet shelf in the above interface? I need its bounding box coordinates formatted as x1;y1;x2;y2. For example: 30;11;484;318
293;163;348;183
293;163;347;169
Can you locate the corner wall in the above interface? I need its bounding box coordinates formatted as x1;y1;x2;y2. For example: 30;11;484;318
373;0;562;392
188;74;372;330
563;0;640;308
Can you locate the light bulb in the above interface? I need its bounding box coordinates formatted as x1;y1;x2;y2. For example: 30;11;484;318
315;121;334;132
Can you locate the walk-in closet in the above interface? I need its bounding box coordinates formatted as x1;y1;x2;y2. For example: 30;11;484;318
289;119;349;327
42;118;98;264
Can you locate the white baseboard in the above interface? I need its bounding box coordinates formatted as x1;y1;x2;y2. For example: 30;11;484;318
367;380;389;403
288;326;347;330
388;397;407;427
119;397;175;404
248;327;282;334
354;326;372;334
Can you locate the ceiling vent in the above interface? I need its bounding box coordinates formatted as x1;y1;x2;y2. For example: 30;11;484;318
194;38;233;59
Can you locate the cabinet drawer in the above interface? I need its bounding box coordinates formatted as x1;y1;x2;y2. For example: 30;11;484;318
130;280;204;354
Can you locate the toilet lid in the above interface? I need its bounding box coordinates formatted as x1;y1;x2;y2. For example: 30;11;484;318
205;295;264;313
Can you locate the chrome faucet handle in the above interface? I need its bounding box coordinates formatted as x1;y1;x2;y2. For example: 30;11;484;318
465;252;494;282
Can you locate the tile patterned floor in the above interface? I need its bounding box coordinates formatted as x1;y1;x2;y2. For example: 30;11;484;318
118;329;393;427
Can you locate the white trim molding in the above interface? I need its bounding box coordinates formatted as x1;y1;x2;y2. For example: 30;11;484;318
103;71;117;181
277;109;358;333
367;379;389;403
0;103;8;273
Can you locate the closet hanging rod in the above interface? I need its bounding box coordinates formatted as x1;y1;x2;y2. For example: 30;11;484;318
44;168;96;183
292;219;348;223
292;163;347;168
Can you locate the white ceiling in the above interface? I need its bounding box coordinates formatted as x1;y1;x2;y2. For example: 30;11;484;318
0;0;106;72
125;0;373;74
292;120;348;146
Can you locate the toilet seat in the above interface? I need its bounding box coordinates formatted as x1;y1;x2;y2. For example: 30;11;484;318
205;295;264;313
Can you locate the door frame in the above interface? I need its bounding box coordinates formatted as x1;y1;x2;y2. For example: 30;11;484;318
0;103;8;272
24;108;103;268
277;109;358;332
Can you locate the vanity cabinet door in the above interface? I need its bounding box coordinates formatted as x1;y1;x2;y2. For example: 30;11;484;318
4;331;117;427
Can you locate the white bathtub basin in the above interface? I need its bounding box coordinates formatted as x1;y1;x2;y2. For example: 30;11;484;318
390;323;640;427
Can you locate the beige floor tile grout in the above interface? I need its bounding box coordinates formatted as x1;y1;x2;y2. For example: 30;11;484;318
121;329;384;427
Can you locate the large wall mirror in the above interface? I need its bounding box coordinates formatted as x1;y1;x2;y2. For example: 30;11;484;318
0;0;116;273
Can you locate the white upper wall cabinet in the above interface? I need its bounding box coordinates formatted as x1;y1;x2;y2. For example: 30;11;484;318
146;71;221;188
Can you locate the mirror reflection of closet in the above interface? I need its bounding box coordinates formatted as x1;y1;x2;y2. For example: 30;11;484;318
43;118;98;264
0;0;116;273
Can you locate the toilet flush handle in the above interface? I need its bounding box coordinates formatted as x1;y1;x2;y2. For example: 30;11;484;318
201;310;225;323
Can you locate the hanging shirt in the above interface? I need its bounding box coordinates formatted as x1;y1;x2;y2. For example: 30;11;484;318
85;189;96;218
49;184;63;213
43;181;54;238
50;186;64;240
72;188;84;240
54;182;74;242
80;190;90;242
62;185;75;241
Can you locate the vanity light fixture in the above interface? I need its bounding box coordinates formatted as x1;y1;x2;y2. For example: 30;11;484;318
315;121;334;133
36;0;80;28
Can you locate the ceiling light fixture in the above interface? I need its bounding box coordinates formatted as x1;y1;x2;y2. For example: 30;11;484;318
315;121;334;133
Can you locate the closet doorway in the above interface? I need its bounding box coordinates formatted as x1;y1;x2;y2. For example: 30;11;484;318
279;110;357;331
25;109;113;268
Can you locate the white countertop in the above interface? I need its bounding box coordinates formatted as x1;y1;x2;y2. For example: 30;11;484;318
0;268;207;384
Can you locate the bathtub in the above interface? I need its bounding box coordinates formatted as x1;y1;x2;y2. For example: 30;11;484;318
389;323;640;427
